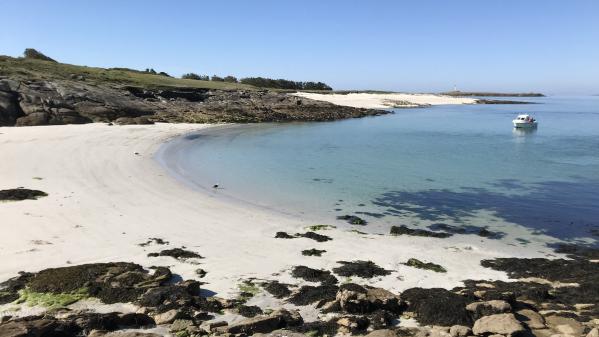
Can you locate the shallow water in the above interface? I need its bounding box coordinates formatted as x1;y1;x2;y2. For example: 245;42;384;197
159;96;599;247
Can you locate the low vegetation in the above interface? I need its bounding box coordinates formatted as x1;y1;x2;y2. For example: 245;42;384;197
0;55;254;90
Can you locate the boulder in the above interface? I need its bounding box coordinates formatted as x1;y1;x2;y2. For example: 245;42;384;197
0;319;58;337
366;329;399;337
466;300;512;319
15;111;50;126
472;313;525;336
587;328;599;337
152;309;181;325
253;329;309;337
336;316;369;334
169;319;196;333
544;316;584;337
222;309;303;334
88;331;161;337
336;286;402;314
514;309;545;329
449;325;472;337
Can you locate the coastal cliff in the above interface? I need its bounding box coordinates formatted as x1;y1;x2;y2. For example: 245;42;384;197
0;56;387;126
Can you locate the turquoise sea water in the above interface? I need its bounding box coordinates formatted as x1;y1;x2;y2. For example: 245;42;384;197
159;96;599;247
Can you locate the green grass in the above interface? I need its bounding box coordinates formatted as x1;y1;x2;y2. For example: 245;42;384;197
16;287;89;309
0;56;256;90
305;224;336;231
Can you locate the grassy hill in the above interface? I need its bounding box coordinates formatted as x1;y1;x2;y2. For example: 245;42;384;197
0;56;256;90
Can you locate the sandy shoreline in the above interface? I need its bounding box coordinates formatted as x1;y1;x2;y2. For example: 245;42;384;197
0;123;552;303
292;92;477;109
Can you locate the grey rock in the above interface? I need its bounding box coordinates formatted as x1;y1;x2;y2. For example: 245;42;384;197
152;309;181;325
253;329;309;337
0;75;387;126
0;90;24;126
88;331;162;337
515;309;545;329
0;319;57;337
221;308;303;334
472;313;524;336
466;300;511;319
449;325;472;337
366;330;399;337
336;286;402;314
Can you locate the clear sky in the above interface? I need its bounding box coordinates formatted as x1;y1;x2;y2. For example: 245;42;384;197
2;0;598;94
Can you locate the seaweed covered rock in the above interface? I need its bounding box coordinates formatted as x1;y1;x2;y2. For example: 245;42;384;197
335;286;403;314
262;281;292;299
402;288;472;326
337;215;368;226
275;232;295;239
297;231;332;242
25;263;172;304
403;258;447;273
302;249;326;257
291;266;338;285
147;248;203;261
466;300;512;319
0;188;48;201
333;260;391;278
390;225;452;238
288;285;339;306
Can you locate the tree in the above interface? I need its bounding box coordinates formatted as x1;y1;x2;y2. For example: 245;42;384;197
182;73;202;80
239;77;332;90
211;75;224;82
23;48;57;62
223;75;238;83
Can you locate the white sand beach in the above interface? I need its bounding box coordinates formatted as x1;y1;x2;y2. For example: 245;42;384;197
292;92;477;109
0;123;552;305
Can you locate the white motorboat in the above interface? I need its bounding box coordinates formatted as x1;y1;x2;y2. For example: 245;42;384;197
512;114;538;128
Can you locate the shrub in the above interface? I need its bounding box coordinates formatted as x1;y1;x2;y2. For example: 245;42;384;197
182;73;209;81
23;48;57;62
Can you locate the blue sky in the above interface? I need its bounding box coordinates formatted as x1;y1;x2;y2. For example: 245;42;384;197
1;0;598;94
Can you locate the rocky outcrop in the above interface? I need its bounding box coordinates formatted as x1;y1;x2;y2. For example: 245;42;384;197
0;77;388;126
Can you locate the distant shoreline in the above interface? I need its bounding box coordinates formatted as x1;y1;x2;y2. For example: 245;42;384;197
440;90;545;97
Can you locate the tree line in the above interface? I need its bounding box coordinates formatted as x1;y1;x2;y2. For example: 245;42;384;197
181;73;332;90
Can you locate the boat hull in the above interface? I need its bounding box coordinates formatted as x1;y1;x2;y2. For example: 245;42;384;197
513;121;538;128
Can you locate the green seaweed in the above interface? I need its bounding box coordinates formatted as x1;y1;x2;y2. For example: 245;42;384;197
403;258;447;273
16;287;89;308
349;229;367;235
237;280;260;303
305;225;336;231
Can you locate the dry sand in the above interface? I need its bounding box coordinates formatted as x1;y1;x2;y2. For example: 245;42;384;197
0;123;551;305
292;92;477;109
